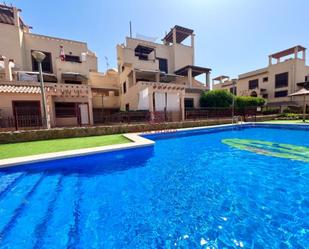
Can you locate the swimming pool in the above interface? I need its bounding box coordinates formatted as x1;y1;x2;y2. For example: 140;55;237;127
0;124;308;248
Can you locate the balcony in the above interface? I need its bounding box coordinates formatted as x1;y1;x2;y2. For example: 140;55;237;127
121;47;159;71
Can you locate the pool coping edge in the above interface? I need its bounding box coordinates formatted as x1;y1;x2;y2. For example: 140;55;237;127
0;122;308;168
0;133;155;168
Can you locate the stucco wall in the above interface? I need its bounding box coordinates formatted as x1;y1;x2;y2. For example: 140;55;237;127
0;23;23;67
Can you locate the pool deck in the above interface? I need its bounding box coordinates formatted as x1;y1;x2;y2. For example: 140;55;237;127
0;122;308;168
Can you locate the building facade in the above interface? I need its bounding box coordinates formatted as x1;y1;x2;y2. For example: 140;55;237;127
213;46;309;108
116;25;211;120
212;75;237;94
0;4;99;128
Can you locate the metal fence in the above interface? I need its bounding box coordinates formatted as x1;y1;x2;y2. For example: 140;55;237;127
0;115;43;131
185;107;259;120
93;111;181;124
0;106;279;131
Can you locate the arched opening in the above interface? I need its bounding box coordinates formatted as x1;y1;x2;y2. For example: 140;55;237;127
250;91;258;97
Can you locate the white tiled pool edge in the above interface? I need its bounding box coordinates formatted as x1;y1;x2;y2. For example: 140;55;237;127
1;122;307;168
0;133;154;168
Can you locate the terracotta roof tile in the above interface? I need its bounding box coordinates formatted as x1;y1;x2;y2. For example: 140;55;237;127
0;85;42;94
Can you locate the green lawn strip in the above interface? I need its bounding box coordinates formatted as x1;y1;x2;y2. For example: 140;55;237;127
0;134;131;159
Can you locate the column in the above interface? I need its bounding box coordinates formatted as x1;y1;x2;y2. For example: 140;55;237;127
148;87;154;112
172;28;177;44
303;50;306;61
88;95;94;125
268;56;272;66
206;72;210;89
2;56;11;81
180;93;185;121
132;70;136;85
191;34;195;64
155;72;160;83
294;47;298;59
188;67;192;88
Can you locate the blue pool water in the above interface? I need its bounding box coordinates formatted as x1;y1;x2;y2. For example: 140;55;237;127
0;125;308;248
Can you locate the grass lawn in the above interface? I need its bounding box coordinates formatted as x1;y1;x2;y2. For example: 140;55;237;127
0;134;131;160
261;119;309;124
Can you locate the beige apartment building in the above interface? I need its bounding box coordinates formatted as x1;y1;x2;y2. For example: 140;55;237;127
212;76;237;94
116;25;211;120
213;46;309;108
0;4;101;128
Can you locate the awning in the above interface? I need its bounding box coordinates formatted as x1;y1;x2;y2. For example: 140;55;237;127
175;65;211;77
62;72;87;81
17;71;58;83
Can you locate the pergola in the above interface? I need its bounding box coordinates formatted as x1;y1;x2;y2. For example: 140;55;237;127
174;65;211;88
269;45;306;64
162;25;194;44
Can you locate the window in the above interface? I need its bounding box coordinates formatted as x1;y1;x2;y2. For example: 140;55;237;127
274;90;288;98
158;58;168;73
263;77;268;82
65;55;81;63
32;50;53;73
123;82;127;94
275;72;288;88
125;103;130;111
230;86;237;94
248;79;258;89
305;76;308;82
121;66;125;72
262;94;268;99
184;98;194;108
55;102;77;117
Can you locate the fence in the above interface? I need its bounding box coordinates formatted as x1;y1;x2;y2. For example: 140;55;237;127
0;115;43;131
0;106;278;131
185;107;259;121
93;111;181;124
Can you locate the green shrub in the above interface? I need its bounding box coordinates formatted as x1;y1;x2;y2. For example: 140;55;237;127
200;90;234;107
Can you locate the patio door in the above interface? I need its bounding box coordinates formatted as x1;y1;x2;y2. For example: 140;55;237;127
12;101;42;128
78;103;89;125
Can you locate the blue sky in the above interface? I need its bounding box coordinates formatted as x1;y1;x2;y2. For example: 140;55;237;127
9;0;309;78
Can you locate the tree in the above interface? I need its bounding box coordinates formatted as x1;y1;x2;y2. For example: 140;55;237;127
200;89;234;108
235;96;265;121
235;96;265;109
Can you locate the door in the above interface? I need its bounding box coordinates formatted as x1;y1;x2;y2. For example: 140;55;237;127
78;103;89;125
